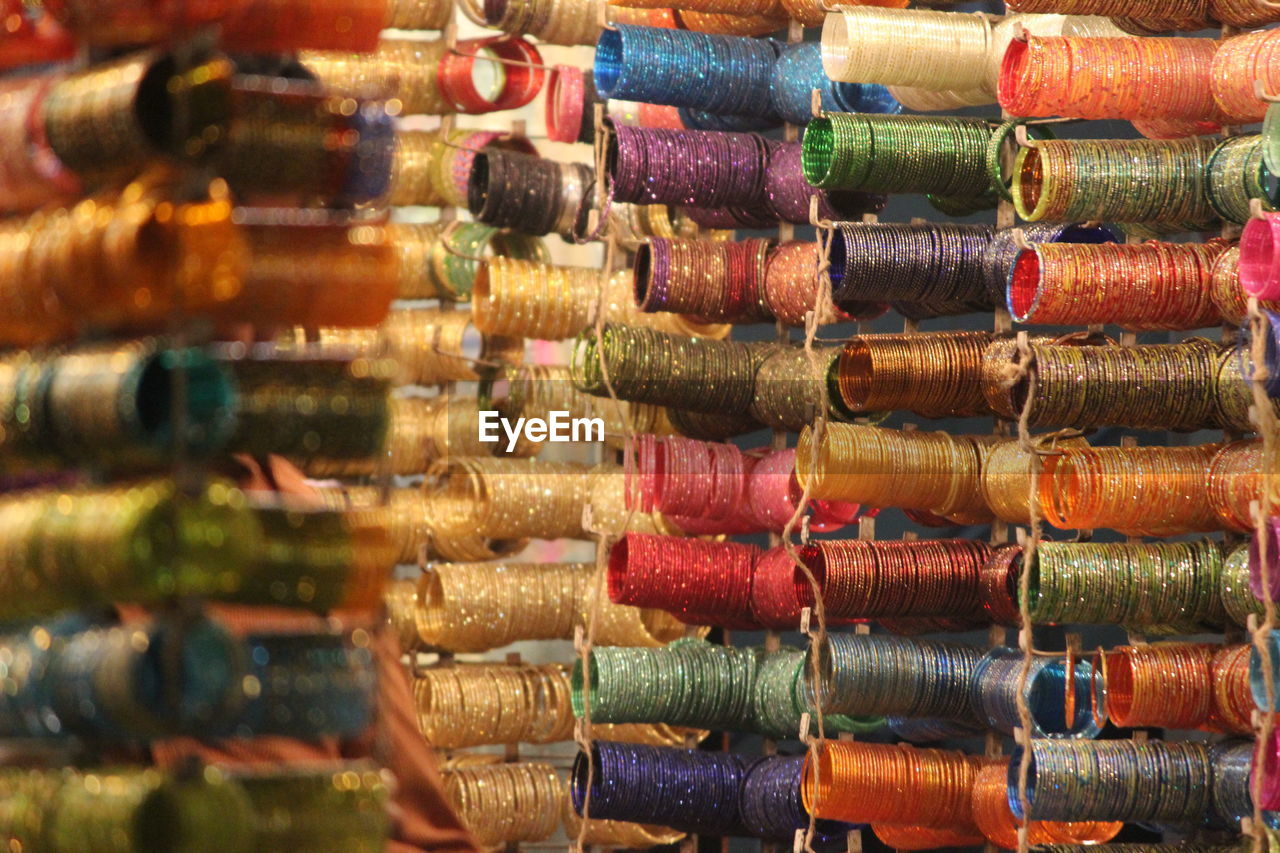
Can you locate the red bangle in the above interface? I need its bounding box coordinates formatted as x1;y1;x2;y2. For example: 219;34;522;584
608;532;758;628
438;36;546;115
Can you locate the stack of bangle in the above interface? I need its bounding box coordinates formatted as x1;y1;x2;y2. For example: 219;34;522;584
606;123;773;209
608;532;760;628
822;7;993;98
802;740;987;831
1040;442;1225;535
829;223;995;317
0;479;259;621
797;539;993;624
971;762;1121;849
467;150;592;239
574;639;760;731
802;113;996;202
1205;135;1279;224
474;257;599;340
1211;28;1280;123
1011;740;1212;825
389;221;548;302
595;26;780;123
302;39;452;115
1095;642;1251;734
443;761;563;847
571;324;769;416
485;0;601;45
981;337;1234;431
750;346;857;432
1025;540;1227;631
771;41;898;126
837;332;993;418
981;223;1118;304
970;647;1099;738
796;423;994;525
410;561;691;652
1008;239;1218;327
326;307;524;386
571;742;750;837
816;634;984;723
0;341;235;470
999;35;1236;128
413;663;575;749
221;351;391;465
1012;136;1219;230
634;238;774;323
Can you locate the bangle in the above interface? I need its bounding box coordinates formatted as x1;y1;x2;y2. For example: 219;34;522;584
771;40;899;126
443;762;563;847
802;113;996;200
1008;239;1228;329
796;423;993;524
1010;136;1218;230
802;740;986;830
409;560;690;652
971;762;1120;849
1011;740;1212;825
837;331;993;418
829;223;994;315
999;35;1234;128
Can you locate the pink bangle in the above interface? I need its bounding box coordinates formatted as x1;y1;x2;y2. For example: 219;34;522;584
1250;515;1280;602
1240;213;1280;301
546;64;585;144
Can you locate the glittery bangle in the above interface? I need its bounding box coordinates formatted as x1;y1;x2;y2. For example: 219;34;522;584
572;324;767;416
971;646;1099;739
816;634;984;723
823;7;993;94
467;150;592;239
803;740;986;830
771;40;899;126
607;122;774;209
1024;540;1226;631
971;761;1121;849
1010;740;1212;825
829;223;995;317
444;762;563;847
741;756;861;842
635;237;773;323
798;538;992;624
608;532;759;628
1011;136;1219;230
1000;35;1237;129
1008;239;1228;329
486;0;601;45
595;26;780;123
1096;642;1251;734
572;742;750;837
802;113;996;200
546;65;587;143
837;331;993;418
764;142;887;226
981;337;1235;431
1205;135;1279;225
1210;28;1280;123
0;73;79;215
1240;213;1280;301
981;223;1116;304
796;423;994;524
